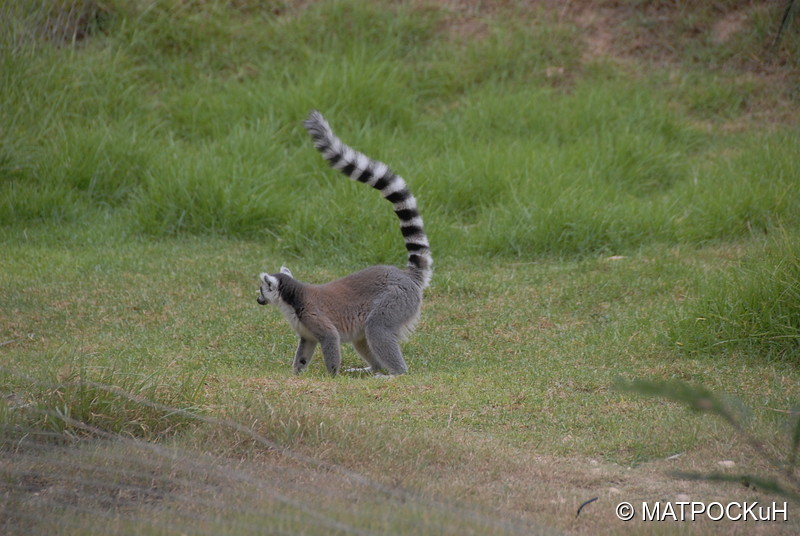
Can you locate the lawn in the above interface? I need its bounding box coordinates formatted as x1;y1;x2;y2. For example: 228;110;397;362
2;1;799;534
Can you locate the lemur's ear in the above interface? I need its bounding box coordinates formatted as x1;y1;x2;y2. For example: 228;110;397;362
279;266;293;278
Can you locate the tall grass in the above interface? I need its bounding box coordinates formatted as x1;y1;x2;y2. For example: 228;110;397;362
2;365;205;442
2;0;797;261
674;231;800;360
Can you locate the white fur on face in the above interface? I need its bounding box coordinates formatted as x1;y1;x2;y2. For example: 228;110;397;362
258;273;280;305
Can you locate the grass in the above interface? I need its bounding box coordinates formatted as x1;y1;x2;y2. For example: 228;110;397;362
3;235;799;533
674;231;800;360
2;0;800;534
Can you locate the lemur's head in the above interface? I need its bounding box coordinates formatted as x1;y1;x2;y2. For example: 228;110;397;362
257;266;293;305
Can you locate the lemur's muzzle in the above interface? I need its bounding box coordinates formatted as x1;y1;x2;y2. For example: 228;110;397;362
257;294;267;305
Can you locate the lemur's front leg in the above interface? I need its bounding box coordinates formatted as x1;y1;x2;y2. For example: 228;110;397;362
293;337;316;374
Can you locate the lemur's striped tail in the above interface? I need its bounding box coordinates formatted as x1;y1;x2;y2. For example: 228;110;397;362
303;110;432;288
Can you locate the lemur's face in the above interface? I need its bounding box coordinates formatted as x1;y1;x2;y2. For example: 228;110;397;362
257;273;279;306
257;266;293;306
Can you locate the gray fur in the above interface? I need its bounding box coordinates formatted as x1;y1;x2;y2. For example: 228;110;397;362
256;111;432;376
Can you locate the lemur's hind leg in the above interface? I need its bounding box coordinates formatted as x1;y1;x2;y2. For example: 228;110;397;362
350;338;382;373
364;322;408;375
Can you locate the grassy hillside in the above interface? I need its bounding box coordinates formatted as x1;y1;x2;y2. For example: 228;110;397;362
3;1;798;255
2;1;800;534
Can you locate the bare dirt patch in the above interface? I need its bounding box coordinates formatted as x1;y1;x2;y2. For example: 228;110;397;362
434;445;798;534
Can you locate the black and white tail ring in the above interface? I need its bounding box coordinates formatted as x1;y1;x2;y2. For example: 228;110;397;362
303;111;432;288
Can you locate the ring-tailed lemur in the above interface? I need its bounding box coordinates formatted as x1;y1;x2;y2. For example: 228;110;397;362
257;111;432;376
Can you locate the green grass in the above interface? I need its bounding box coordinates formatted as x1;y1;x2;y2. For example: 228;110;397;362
3;0;797;254
2;0;800;534
3;235;799;533
675;231;800;360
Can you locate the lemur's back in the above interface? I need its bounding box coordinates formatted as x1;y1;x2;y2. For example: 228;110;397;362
309;266;423;342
